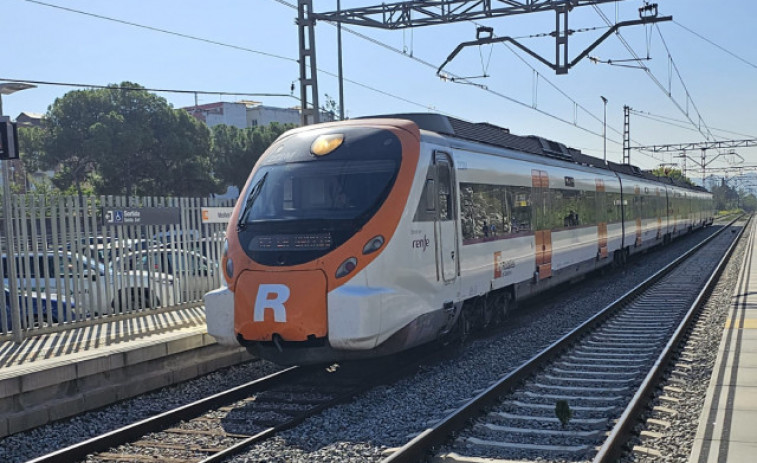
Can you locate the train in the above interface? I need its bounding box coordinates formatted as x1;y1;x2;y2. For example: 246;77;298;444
205;113;714;365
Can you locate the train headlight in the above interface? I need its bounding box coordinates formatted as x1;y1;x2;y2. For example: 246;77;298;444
362;235;385;255
336;257;357;279
311;134;344;156
225;258;234;279
223;238;234;278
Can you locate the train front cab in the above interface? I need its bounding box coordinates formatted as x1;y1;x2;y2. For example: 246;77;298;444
213;119;425;364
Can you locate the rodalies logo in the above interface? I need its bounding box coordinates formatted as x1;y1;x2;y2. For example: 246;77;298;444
494;252;516;279
253;284;289;322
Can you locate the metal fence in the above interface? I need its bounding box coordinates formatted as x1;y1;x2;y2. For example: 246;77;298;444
0;194;233;341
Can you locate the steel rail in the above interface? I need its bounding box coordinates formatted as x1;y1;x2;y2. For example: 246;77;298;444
382;218;742;463
25;366;303;463
29;335;444;463
594;215;749;462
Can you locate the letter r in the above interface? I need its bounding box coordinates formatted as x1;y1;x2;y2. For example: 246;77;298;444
253;284;290;322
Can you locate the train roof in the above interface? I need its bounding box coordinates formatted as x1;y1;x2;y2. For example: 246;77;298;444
364;113;708;193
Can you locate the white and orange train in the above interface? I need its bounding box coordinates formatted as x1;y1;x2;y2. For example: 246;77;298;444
205;114;714;365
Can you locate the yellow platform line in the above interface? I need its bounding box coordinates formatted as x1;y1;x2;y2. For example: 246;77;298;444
725;318;757;329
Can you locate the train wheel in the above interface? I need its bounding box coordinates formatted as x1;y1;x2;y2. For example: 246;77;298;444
482;295;496;329
454;307;472;345
499;291;513;323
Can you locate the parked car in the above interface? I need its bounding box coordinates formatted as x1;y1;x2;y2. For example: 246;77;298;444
2;251;175;314
113;248;217;303
2;284;76;330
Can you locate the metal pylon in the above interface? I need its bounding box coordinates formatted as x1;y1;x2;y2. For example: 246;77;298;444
298;0;320;126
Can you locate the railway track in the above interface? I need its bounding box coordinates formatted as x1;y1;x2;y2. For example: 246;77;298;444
28;351;432;463
383;219;745;463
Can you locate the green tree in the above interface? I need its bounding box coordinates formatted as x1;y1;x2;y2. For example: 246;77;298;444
44;88;112;195
18;126;47;178
45;82;218;197
650;167;696;187
740;193;757;212
211;122;292;193
145;108;219;196
710;180;739;211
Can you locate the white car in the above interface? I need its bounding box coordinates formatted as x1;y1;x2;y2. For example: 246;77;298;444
114;248;218;303
2;251;175;315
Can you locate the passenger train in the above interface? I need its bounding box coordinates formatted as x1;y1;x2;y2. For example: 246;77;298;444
205;113;714;365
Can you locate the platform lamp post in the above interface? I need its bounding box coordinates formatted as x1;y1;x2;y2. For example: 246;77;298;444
601;96;608;164
0;82;36;342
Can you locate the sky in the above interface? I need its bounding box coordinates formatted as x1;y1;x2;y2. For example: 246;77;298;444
3;0;757;186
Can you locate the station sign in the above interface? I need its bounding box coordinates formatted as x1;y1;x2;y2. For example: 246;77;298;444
201;207;234;224
102;207;181;226
0;116;19;160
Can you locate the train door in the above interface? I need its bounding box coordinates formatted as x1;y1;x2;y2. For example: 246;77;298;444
634;185;642;247
532;169;552;279
434;152;458;283
596;179;609;259
656;188;663;240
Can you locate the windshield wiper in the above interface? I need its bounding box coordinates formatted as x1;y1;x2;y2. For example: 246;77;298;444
237;172;268;231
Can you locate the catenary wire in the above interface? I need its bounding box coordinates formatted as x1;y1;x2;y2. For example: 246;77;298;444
631;109;757;139
21;0;669;164
673;20;757;70
270;0;652;156
592;4;717;144
0;77;298;100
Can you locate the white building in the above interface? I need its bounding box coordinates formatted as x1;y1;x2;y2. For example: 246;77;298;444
184;100;335;129
184;102;249;129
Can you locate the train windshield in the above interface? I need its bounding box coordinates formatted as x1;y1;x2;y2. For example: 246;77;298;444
238;159;397;225
236;127;402;265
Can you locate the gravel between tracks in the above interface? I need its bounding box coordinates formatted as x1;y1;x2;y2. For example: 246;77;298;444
0;225;737;463
226;226;734;463
619;224;748;463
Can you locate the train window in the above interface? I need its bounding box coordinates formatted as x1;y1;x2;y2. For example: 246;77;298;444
437;163;453;221
425;179;435;212
460;183;531;243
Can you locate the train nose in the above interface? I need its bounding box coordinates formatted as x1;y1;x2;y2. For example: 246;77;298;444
234;269;328;342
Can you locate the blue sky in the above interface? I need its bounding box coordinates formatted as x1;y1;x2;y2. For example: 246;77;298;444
3;0;756;181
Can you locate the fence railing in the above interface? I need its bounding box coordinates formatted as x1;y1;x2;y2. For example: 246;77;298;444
1;194;233;341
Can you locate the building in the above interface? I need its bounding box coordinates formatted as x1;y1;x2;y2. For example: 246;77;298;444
184;102;249;129
16;112;44;128
184;100;335;129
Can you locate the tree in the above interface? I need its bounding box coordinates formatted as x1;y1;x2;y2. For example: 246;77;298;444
44;88;112;195
145;109;219;197
710;180;739;211
740;193;757;212
649;167;696;187
211;122;293;193
18;126;47;177
45;82;218;197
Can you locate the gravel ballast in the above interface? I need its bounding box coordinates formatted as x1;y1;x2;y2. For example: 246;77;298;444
0;224;739;463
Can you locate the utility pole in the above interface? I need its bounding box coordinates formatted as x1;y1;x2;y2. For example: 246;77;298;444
299;1;670;126
337;0;345;121
601;96;607;164
622;105;630;164
297;0;320;126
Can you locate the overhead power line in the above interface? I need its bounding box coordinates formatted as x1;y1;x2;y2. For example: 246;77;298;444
273;0;639;150
21;0;446;115
0;77;297;101
24;0;297;64
23;0;667;164
631;109;757;139
591;5;717;146
673;20;757;70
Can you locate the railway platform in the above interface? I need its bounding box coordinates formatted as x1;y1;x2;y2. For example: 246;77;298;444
689;218;757;462
0;306;249;439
